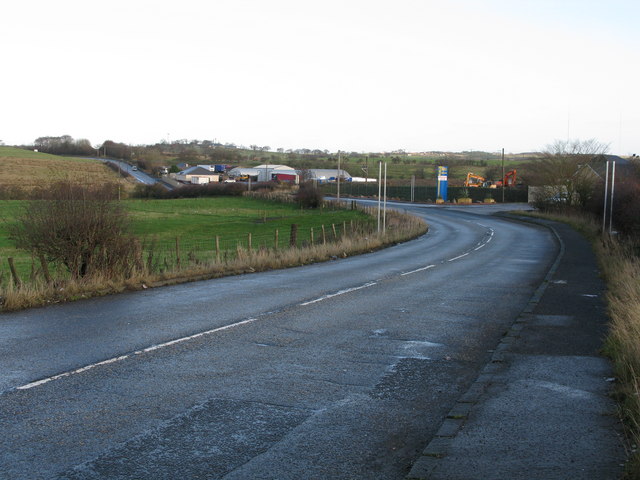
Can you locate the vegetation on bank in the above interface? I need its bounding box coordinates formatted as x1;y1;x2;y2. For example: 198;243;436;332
0;146;136;198
0;183;426;312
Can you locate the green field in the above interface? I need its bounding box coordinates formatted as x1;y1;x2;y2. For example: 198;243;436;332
0;196;373;280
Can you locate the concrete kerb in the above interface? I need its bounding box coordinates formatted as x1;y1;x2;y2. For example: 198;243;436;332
406;213;567;480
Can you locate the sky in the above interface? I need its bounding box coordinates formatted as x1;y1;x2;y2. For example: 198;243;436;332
2;0;638;155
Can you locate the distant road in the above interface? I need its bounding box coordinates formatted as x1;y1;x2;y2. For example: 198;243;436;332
84;157;174;189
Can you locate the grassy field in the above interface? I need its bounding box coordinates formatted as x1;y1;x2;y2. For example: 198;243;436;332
0;196;373;280
0;195;424;311
0;146;135;194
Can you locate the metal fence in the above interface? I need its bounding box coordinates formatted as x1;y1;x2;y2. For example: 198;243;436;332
322;183;529;203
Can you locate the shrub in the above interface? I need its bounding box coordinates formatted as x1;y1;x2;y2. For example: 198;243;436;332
295;181;323;208
9;181;138;278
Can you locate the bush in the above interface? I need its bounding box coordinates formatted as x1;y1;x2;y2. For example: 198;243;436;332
295;181;323;208
9;181;138;278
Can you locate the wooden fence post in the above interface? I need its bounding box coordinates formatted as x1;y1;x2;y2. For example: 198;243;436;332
289;224;298;247
8;257;21;288
343;221;347;237
322;225;326;244
310;227;314;245
39;254;52;283
248;232;252;251
331;223;337;239
215;236;220;263
175;237;181;269
274;229;279;250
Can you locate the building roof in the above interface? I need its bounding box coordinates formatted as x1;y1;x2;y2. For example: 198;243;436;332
306;168;351;179
254;164;295;171
227;167;261;176
180;166;219;176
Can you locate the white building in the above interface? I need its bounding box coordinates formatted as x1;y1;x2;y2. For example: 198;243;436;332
173;166;220;184
305;169;352;183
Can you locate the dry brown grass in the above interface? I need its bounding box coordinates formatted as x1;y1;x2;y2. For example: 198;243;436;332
521;209;639;476
596;238;640;476
0;151;136;194
0;209;426;311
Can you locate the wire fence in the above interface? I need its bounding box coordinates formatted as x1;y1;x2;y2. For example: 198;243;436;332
140;217;376;272
1;209;379;286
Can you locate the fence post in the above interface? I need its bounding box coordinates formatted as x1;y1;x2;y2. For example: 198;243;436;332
175;237;181;269
274;229;279;250
322;224;326;244
289;224;298;247
310;227;314;245
343;221;347;237
39;254;52;284
8;257;21;288
332;223;337;239
215;236;220;263
248;232;252;251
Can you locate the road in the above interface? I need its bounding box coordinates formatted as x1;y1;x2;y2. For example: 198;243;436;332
0;203;557;479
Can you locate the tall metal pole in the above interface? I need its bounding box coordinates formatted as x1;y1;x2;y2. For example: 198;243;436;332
411;175;415;202
337;150;341;202
377;161;382;233
602;161;609;235
365;155;368;184
383;162;387;233
609;161;616;234
501;148;505;203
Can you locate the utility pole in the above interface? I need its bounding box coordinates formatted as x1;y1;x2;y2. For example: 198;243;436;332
411;174;415;202
602;160;617;235
337;150;341;202
501;148;505;203
383;162;387;233
609;161;616;234
602;160;610;235
377;161;382;232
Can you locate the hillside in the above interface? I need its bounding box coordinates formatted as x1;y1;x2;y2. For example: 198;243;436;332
0;147;136;197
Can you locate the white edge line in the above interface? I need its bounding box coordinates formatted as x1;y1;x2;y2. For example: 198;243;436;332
401;265;436;276
300;282;377;306
16;318;258;391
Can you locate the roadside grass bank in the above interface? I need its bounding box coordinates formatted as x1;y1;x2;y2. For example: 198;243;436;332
518;209;638;477
0;146;134;197
0;201;426;312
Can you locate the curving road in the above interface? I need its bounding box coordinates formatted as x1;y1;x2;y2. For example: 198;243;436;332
0;203;557;479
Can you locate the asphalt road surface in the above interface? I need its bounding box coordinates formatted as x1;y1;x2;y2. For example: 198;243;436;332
0;203;557;479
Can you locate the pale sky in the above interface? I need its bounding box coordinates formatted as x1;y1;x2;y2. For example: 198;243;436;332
2;0;638;154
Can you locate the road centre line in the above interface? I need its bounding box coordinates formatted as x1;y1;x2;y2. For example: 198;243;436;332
448;252;470;262
15;317;259;392
401;265;436;276
300;282;377;306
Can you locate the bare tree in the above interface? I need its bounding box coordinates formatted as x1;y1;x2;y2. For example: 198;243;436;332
530;139;609;208
9;181;140;278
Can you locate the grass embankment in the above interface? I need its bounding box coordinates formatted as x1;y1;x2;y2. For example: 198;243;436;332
0;146;135;196
0;197;427;311
520;210;639;477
